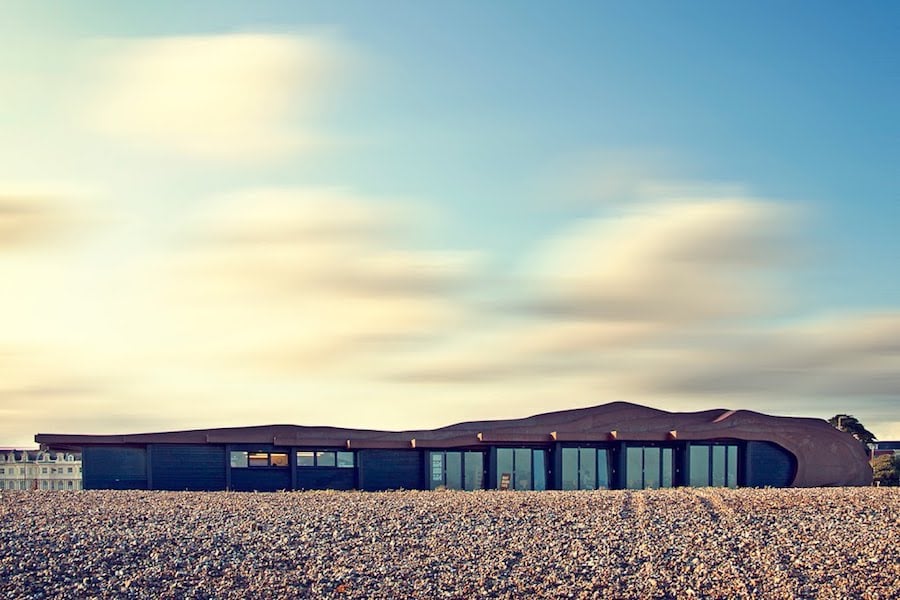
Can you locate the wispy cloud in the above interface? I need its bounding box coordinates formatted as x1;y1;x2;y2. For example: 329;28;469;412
84;32;349;162
641;313;900;400
2;183;896;444
526;198;798;322
148;187;480;373
0;190;72;248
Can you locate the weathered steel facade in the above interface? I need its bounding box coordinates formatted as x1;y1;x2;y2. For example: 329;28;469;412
36;402;873;491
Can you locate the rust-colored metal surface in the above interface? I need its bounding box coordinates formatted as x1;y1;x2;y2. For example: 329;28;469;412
36;401;872;486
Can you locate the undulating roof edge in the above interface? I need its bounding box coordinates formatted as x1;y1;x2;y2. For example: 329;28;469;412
34;401;872;487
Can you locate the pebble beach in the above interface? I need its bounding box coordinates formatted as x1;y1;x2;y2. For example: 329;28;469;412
1;487;898;599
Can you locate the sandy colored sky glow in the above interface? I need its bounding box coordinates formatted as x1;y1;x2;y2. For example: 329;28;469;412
1;2;898;445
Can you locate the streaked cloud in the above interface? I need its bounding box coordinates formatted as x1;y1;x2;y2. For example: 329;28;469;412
0;190;71;248
84;32;349;161
641;312;900;399
1;183;897;444
388;195;796;384
150;187;480;373
526;198;798;322
383;195;898;436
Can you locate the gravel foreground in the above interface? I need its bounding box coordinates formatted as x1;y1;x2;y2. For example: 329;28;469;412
1;488;898;599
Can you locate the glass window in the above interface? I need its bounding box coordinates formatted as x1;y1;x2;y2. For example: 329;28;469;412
68;481;74;489
579;448;596;490
626;446;674;489
430;452;444;488
0;468;4;474
514;448;532;490
248;452;269;467
626;447;643;489
298;450;353;468
711;446;726;487
429;451;468;490
644;447;661;488
464;452;483;490
689;444;739;488
690;445;710;487
497;448;545;491
230;451;249;468
445;452;462;490
337;452;354;468
270;453;289;467
597;449;610;489
496;449;513;489
296;451;315;467
727;446;739;488
562;448;610;490
533;450;547;491
561;448;578;490
316;451;336;467
67;467;73;474
662;448;673;487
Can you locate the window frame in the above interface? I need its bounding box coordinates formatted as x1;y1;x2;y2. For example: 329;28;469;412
625;444;676;490
495;447;549;491
229;450;290;469
428;450;485;491
688;442;740;488
561;446;613;490
295;449;355;468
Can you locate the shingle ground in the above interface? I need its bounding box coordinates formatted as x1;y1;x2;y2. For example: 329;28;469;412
1;487;897;599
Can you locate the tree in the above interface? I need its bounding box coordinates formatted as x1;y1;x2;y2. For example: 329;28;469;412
871;454;899;486
828;414;877;445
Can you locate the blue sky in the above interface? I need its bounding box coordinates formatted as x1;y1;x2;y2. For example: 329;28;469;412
1;2;897;445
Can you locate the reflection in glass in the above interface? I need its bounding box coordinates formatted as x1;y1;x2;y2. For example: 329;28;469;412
297;451;315;466
562;448;578;490
727;446;738;487
230;451;248;468
316;451;336;467
597;449;610;489
446;452;462;490
579;448;596;489
514;448;532;490
626;447;643;489
430;452;444;489
337;451;354;468
662;448;673;487
464;452;484;490
497;449;513;489
689;444;739;488
248;452;269;467
533;450;547;491
270;453;289;467
690;446;709;486
644;447;661;488
712;446;726;487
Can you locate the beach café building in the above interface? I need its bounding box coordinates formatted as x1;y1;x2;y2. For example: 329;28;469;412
35;402;872;492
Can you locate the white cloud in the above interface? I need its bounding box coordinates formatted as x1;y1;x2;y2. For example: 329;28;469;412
0;183;98;249
1;182;896;442
146;187;480;374
527;198;797;322
85;32;348;161
386;196;898;433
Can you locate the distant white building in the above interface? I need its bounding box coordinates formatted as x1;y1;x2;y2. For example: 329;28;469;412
0;448;82;491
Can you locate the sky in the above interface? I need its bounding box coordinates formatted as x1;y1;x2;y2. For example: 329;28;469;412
1;1;898;446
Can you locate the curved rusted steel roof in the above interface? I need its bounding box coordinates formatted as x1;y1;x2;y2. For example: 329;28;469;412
35;401;871;486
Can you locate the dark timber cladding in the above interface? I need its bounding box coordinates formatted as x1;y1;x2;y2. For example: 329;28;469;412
35;402;873;491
